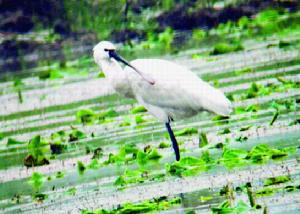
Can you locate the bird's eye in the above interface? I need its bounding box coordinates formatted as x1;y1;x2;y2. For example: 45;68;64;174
104;49;109;52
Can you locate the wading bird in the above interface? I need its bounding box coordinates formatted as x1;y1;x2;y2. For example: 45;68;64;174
93;41;232;161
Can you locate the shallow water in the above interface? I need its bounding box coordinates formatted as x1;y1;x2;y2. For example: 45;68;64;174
0;32;300;213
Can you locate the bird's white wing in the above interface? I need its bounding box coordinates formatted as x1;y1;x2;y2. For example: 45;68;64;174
124;59;232;118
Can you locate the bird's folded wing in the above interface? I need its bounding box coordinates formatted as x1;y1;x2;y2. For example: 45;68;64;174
126;59;232;116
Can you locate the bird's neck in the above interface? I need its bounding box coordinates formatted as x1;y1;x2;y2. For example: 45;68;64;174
98;59;131;95
99;59;123;79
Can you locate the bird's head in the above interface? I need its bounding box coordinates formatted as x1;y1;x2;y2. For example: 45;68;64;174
93;41;155;85
93;41;116;63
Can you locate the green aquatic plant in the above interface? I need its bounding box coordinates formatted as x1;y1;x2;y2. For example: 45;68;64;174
234;67;254;75
49;128;86;154
131;105;147;114
32;193;48;203
220;148;248;168
114;169;152;188
269;111;279;126
24;135;50;167
55;171;65;179
88;159;101;169
28;172;45;192
13;78;25;103
103;143;141;165
92;147;104;159
98;108;119;121
199;132;208;147
212;115;230;125
137;148;162;166
240;125;252;132
82;197;181;214
174;127;198;136
279;40;293;48
264;175;291;186
158;142;170;148
235;104;259;114
218;128;231;135
77;161;86;175
192;29;206;41
246;144;288;163
66;187;77;196
119;116;131;127
135;115;146;124
97;71;105;78
166;156;206;177
50;131;68;154
6;138;26;146
210;42;244;55
212;200;250;214
255;187;274;197
76;108;96;125
240;79;300;101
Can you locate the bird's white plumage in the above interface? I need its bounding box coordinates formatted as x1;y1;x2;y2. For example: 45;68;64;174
93;41;232;123
124;59;232;122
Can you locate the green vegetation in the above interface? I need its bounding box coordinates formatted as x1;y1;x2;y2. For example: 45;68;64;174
77;161;86;175
76;109;96;125
82;197;182;214
24;135;50;167
166;156;207;177
28;172;45;192
212;200;250;214
131;105;147;114
264;175;291;186
2;3;300;213
210;42;244;55
6;138;26;146
174;127;198;136
13;79;25;103
199;132;208;147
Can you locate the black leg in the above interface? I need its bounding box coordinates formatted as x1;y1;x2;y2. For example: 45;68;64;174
165;122;180;161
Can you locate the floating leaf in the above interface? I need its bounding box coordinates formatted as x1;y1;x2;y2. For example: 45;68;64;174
131;105;147;114
256;187;274;197
76;109;95;125
7;138;26;146
212;115;230;125
88;159;101;169
199;132;208;147
264;176;291;186
158;142;170;148
174;127;198;136
98;108;118;121
28;172;45;192
135;115;146;124
25;135;50;167
221;148;248;168
77;161;86;175
166;156;206;177
212;200;250;213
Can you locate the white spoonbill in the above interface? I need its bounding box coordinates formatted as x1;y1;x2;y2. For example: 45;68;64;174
93;41;232;161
